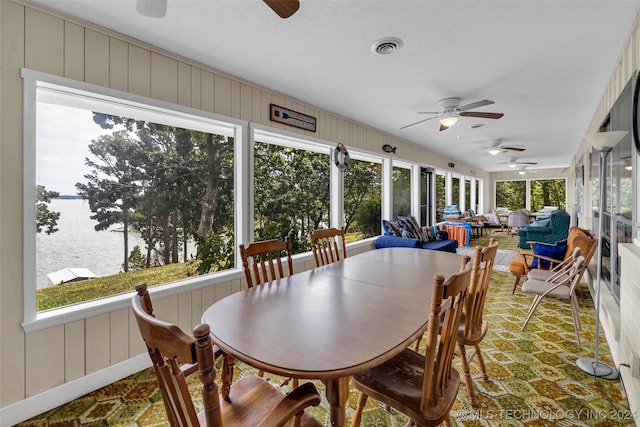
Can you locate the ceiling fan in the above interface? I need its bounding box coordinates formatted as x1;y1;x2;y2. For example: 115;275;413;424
401;98;504;131
136;0;300;19
502;157;538;168
482;139;526;155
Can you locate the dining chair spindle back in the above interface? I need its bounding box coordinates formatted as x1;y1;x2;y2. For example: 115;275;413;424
309;227;347;268
239;237;293;288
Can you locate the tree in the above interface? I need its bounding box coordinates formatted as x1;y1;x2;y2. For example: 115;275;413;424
392;167;411;217
36;185;60;234
343;159;381;236
253;142;330;254
76;130;149;272
89;112;236;273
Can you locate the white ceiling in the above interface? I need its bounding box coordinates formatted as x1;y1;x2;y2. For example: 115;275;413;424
34;0;640;172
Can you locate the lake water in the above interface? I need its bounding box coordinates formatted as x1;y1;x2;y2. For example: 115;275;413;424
36;199;196;288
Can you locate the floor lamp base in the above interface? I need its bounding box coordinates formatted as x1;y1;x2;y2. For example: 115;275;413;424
576;357;619;380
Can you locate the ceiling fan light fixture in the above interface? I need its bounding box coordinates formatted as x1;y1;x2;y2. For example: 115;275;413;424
488;148;501;156
508;162;517;168
440;116;458;128
518;170;526;175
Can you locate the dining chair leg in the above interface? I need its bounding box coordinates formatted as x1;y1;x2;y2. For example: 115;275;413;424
457;343;476;406
474;344;489;381
569;296;582;346
570;295;582;331
512;274;521;294
413;334;422;352
220;355;234;401
350;392;368;427
521;295;544;331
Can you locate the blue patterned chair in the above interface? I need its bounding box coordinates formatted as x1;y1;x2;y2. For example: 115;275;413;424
517;209;570;249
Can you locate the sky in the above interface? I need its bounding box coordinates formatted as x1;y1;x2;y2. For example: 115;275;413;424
37;103;112;196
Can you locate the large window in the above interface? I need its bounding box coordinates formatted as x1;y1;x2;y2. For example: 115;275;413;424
392;165;411;217
451;176;461;207
435;173;446;221
530;179;566;212
253;140;330;254
344;158;382;239
495;178;566;212
27;72;240;314
464;178;471;212
495;180;526;210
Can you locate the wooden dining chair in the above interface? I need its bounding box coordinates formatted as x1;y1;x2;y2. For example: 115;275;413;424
132;286;322;427
309;227;346;267
239;237;293;288
457;238;498;406
520;255;587;345
239;237;296;385
136;282;226;382
350;261;472;427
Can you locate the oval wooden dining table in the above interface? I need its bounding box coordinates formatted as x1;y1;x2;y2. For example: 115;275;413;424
202;247;467;427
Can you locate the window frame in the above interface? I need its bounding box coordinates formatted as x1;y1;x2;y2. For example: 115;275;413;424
22;69;247;331
494;177;567;212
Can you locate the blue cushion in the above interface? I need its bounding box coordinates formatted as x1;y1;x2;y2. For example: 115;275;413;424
531;219;551;227
382;219;402;237
375;235;421;249
531;241;567;268
396;215;428;242
420;239;458;253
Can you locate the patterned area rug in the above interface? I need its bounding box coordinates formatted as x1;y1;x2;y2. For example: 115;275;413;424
16;233;636;426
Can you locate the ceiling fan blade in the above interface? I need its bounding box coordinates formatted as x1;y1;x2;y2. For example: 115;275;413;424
440;123;450;131
502;146;526;152
417;111;440;115
263;0;300;18
460;111;504;119
400;116;437;130
457;99;494;111
518;161;538;165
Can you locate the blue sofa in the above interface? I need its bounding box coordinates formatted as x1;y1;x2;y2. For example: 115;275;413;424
378;216;459;253
375;235;459;253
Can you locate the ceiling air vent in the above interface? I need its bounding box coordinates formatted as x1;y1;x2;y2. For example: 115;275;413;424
371;37;403;55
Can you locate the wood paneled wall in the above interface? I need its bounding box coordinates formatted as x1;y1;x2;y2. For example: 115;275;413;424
0;1;484;417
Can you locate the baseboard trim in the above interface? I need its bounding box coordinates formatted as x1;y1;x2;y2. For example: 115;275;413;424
0;354;151;427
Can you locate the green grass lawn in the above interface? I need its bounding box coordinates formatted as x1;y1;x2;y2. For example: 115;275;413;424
37;261;200;312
